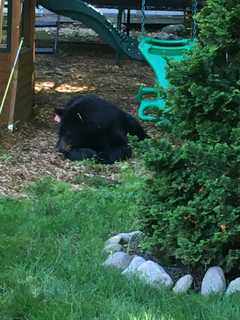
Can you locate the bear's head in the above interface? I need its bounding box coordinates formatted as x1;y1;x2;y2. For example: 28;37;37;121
54;105;100;154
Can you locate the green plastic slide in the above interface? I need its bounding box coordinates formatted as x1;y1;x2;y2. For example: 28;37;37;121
38;0;143;60
137;37;193;121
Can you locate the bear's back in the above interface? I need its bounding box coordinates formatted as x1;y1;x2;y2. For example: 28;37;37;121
63;94;126;128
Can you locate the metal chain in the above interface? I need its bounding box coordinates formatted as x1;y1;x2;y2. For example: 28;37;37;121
140;0;146;37
192;0;198;39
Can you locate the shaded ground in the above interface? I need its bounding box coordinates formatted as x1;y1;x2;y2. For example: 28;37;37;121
0;41;155;197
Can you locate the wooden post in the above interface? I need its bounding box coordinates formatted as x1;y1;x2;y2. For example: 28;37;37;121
8;0;36;129
7;39;23;130
0;0;36;127
7;0;22;130
117;8;123;31
126;9;131;36
0;0;4;44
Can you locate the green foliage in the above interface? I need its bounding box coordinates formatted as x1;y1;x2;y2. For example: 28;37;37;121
138;0;240;272
139;139;240;271
1;179;240;319
166;0;240;143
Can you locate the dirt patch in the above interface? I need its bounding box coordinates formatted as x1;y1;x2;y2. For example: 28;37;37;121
0;41;155;197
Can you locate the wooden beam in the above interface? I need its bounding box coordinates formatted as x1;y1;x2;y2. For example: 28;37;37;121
7;0;22;130
8;0;36;129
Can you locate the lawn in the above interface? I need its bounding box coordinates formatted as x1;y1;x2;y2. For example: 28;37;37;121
0;175;240;320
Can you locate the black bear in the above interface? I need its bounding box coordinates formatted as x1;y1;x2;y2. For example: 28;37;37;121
55;94;147;164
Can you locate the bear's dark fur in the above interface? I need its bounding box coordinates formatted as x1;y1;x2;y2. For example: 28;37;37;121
55;94;147;164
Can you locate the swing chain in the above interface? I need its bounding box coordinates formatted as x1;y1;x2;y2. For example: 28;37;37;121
140;0;146;37
192;0;198;39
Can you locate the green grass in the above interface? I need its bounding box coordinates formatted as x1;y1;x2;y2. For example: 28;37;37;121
0;175;240;320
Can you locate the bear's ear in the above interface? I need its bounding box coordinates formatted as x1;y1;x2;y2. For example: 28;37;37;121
54;107;64;123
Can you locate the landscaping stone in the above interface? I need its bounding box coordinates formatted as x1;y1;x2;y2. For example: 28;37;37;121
136;260;173;288
201;266;226;296
125;231;145;251
102;243;123;255
105;231;144;247
103;252;133;271
105;234;122;246
122;256;146;275
116;230;144;245
226;278;240;295
173;274;193;294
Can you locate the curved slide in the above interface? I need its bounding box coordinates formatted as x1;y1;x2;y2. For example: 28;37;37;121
38;0;143;60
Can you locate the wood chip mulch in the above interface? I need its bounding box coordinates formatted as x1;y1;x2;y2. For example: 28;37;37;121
0;43;155;197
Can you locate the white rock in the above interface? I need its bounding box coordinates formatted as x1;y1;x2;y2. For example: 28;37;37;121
128;231;145;251
103;252;133;271
173;274;193;294
120;231;144;244
105;234;122;246
136;260;173;288
201;266;226;296
105;231;144;254
122;256;146;275
102;243;123;255
117;232;131;243
226;278;240;295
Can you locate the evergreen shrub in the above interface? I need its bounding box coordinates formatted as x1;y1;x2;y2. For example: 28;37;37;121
138;0;240;272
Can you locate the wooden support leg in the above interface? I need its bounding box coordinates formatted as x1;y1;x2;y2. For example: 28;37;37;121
54;15;60;53
117;8;123;31
126;9;130;36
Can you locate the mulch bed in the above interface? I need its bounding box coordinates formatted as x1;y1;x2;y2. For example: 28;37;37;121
0;41;155;197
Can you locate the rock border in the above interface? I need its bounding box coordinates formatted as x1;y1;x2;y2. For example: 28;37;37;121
102;231;240;296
